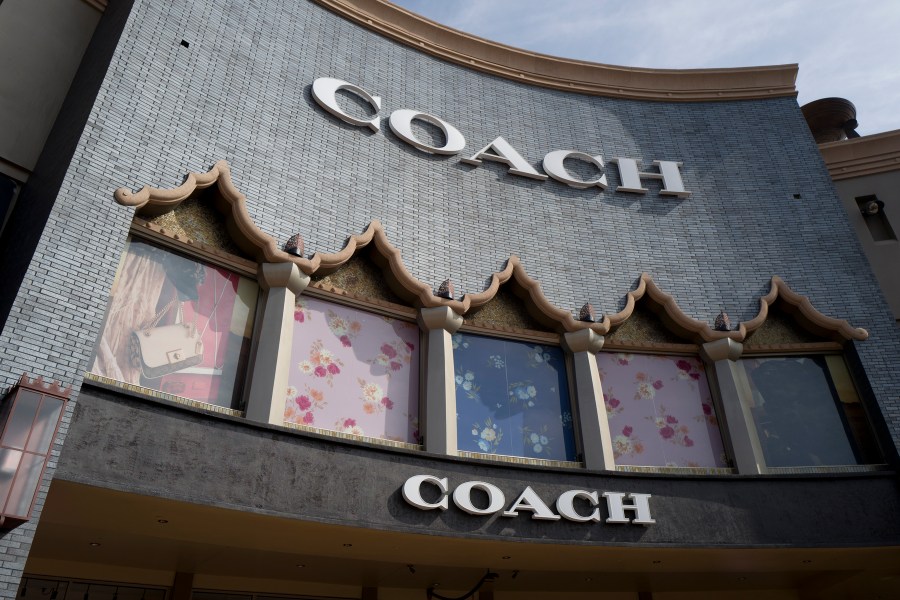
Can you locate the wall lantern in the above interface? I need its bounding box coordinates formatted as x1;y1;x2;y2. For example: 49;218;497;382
0;374;70;528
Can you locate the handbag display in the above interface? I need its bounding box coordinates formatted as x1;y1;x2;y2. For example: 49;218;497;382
131;300;204;379
130;273;232;380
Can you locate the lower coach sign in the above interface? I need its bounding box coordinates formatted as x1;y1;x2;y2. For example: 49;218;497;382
401;474;655;526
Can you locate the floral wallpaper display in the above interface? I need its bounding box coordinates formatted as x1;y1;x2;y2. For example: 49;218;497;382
453;333;576;461
285;297;420;443
598;353;727;468
91;239;259;409
738;356;860;468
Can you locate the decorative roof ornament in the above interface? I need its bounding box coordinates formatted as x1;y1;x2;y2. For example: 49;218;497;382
714;309;731;332
578;302;596;322
284;233;304;257
435;279;454;299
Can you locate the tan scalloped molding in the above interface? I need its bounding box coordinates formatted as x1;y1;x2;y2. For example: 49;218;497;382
116;165;867;343
115;161;317;273
461;256;605;334
819;129;900;180
311;0;797;102
741;276;868;343
305;220;461;311
607;273;742;343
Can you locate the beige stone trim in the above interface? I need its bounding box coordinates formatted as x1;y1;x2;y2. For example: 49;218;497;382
305;220;458;310
741;276;868;342
310;0;797;102
607;273;740;343
461;256;604;334
819;129;900;180
115;161;312;271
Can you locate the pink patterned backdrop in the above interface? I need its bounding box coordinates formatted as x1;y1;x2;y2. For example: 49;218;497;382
284;296;420;443
597;353;727;468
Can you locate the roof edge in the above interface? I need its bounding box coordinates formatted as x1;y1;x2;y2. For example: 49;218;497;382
311;0;798;102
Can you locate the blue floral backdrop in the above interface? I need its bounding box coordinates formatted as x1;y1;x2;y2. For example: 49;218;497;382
453;333;576;461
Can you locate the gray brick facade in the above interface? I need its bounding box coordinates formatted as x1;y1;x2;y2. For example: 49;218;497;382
0;0;898;591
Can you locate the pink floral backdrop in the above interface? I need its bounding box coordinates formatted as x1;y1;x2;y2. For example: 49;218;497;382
284;296;420;443
597;353;727;468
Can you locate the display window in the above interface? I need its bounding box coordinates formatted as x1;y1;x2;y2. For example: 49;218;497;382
597;353;728;469
737;355;881;468
452;332;577;462
90;238;259;410
284;296;420;444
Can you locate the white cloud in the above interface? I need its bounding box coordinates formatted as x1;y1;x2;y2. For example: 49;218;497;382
390;0;900;135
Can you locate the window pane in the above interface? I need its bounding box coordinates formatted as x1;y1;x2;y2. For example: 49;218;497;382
453;333;576;461
598;353;727;468
285;297;420;443
738;356;863;467
1;390;41;449
0;448;23;510
6;451;43;517
90;239;259;409
26;396;64;454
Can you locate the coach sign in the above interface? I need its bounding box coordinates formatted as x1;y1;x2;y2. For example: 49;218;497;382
401;474;655;526
312;77;691;198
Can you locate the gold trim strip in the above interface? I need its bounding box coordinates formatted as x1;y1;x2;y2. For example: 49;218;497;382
458;450;582;469
766;464;887;475
615;465;736;475
281;421;422;450
83;373;245;417
310;0;797;102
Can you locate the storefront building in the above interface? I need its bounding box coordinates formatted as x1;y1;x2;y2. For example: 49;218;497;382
1;1;899;599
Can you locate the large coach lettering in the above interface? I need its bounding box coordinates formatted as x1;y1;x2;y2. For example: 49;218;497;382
311;77;382;132
311;76;690;197
401;475;655;526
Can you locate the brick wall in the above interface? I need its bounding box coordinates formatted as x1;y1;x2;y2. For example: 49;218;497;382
0;0;898;588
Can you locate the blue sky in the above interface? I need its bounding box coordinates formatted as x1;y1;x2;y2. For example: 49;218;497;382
390;0;900;136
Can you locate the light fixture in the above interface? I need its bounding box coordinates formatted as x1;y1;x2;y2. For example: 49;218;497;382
501;556;511;560
584;578;592;582
157;519;168;524
0;375;70;528
860;199;885;216
89;542;101;547
342;543;353;547
802;559;813;564
295;564;306;568
652;560;662;564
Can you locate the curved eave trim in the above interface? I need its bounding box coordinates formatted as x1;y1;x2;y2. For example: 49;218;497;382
114;161;317;273
115;164;867;343
741;276;869;343
607;273;742;344
460;256;605;334
312;0;798;102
